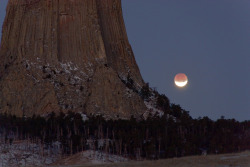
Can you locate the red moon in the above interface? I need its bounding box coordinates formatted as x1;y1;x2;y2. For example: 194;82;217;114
174;73;188;87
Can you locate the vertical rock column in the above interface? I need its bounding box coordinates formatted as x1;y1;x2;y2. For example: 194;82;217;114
0;0;146;118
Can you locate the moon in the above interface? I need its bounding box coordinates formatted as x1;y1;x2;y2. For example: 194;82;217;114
174;73;188;87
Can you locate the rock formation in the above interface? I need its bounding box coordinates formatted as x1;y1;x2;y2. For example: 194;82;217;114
0;0;146;119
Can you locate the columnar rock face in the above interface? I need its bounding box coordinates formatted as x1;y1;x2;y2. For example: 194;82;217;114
0;0;146;118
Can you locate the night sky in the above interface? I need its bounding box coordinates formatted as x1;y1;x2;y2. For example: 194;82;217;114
1;0;249;121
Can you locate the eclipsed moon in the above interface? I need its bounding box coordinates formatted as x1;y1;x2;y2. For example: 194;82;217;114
174;73;188;87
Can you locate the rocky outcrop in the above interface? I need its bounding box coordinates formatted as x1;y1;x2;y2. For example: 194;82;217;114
0;0;146;119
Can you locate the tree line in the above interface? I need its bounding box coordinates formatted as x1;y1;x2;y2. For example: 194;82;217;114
0;108;249;160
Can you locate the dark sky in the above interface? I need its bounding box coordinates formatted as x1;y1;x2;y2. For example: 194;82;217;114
1;0;249;121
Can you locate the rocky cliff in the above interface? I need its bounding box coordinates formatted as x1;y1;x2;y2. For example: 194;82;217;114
0;0;146;119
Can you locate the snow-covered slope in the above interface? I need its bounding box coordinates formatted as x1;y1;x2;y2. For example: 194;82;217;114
0;141;60;167
0;140;128;167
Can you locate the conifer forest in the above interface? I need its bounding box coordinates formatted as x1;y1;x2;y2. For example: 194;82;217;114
1;87;249;160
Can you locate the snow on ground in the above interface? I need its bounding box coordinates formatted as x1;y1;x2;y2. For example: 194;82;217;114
220;154;249;160
52;150;128;166
0;139;127;167
82;150;128;164
0;140;60;167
